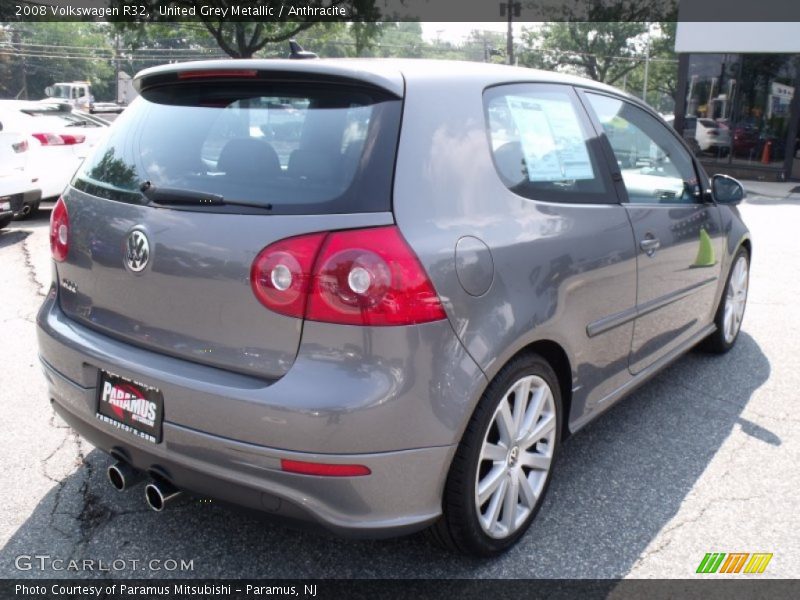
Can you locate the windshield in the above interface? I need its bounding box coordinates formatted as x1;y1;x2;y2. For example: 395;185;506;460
50;85;71;100
73;82;402;214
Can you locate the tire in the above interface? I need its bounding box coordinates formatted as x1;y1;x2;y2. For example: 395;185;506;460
429;353;562;557
0;215;11;230
701;247;749;353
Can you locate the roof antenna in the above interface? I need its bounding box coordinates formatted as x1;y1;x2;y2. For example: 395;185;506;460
288;40;318;60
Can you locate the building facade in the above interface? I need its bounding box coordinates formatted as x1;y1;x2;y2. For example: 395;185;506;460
675;22;800;181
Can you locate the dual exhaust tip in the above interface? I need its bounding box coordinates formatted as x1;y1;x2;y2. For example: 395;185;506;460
107;461;182;512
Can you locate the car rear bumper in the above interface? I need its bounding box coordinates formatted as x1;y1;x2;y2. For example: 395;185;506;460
37;287;485;536
0;188;34;218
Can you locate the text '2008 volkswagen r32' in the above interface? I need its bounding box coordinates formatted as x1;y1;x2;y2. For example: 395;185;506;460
37;58;750;556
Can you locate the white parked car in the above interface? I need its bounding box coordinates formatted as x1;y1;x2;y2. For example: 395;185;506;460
0;100;109;216
0;119;40;227
693;118;731;154
664;116;731;156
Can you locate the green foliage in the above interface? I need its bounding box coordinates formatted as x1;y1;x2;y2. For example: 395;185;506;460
371;22;425;58
518;20;678;112
110;0;379;58
3;23;115;100
624;22;678;112
519;22;649;84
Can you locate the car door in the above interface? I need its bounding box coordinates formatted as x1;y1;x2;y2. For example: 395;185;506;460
468;83;638;418
581;91;724;374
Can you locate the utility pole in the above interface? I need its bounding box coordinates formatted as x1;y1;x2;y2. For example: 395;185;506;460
642;24;651;104
12;28;27;99
500;1;521;66
114;32;121;104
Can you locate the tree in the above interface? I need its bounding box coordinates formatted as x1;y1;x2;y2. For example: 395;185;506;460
348;0;383;56
3;23;115;99
371;22;425;58
113;22;223;77
112;0;379;58
461;30;507;63
625;22;679;112
519;21;649;85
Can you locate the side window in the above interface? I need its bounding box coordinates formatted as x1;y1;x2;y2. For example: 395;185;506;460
585;93;699;204
484;84;612;204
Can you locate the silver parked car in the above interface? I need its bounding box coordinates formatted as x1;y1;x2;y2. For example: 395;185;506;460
37;59;751;556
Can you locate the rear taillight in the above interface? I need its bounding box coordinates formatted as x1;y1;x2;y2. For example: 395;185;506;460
250;226;446;326
308;227;447;326
32;133;85;146
250;232;326;319
11;140;28;153
50;197;69;262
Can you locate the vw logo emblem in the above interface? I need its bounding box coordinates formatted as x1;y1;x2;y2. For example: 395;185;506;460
125;230;150;273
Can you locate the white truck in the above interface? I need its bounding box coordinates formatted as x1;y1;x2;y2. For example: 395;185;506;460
44;72;138;114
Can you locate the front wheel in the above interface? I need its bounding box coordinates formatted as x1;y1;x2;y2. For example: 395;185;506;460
702;248;749;353
0;215;11;230
429;353;561;556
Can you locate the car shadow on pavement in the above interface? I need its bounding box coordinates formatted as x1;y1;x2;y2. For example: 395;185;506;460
0;332;770;578
0;229;32;250
744;196;800;206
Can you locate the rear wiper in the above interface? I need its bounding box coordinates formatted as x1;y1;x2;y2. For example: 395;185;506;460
140;181;225;206
139;181;272;210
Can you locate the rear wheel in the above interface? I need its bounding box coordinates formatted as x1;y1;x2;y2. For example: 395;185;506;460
702;248;749;353
429;353;561;556
0;215;11;230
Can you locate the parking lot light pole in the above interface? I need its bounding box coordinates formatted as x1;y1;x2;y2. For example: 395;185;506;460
500;1;521;66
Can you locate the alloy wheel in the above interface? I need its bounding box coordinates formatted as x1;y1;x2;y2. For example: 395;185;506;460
475;375;556;539
723;255;749;344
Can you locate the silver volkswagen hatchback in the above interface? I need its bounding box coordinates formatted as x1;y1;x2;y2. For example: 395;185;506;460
37;59;750;556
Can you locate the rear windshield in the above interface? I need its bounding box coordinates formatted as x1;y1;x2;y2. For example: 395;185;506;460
73;81;402;214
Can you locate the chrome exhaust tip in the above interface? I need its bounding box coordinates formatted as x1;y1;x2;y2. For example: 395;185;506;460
144;480;182;512
107;461;142;492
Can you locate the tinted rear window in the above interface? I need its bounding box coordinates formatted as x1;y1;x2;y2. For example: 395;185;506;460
73;81;402;214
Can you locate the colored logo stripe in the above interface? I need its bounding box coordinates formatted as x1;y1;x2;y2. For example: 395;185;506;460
697;553;726;573
696;552;773;574
744;553;773;574
719;553;749;573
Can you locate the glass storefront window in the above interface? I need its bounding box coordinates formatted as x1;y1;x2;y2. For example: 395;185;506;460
683;53;799;168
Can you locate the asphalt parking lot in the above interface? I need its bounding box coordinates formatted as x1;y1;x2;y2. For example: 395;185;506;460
0;194;798;579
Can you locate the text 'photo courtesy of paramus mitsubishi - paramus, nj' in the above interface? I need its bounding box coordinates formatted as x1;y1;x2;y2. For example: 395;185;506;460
37;57;751;557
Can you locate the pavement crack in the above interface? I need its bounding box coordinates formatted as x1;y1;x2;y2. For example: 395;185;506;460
20;233;46;299
635;492;772;566
69;436;114;558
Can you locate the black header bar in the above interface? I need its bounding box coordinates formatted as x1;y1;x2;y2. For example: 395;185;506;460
2;0;800;23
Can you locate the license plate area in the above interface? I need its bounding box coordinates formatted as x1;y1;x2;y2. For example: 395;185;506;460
95;370;164;444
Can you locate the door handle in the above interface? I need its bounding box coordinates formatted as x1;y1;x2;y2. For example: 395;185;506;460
639;235;661;257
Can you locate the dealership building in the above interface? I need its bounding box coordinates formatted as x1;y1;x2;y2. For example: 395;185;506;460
674;22;800;181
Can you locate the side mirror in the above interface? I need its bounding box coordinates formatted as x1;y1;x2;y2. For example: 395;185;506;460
45;86;54;97
711;174;746;204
